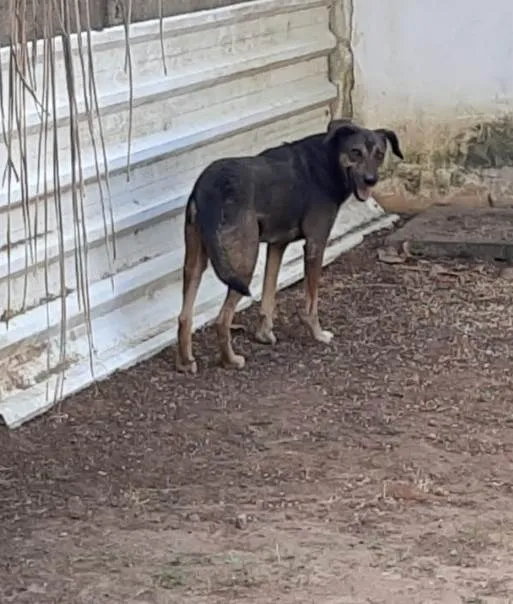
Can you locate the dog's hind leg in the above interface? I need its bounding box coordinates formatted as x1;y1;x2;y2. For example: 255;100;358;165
216;225;259;369
176;221;208;374
300;238;333;344
216;289;246;369
255;242;287;345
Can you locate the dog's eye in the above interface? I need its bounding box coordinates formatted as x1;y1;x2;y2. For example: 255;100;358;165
375;151;384;161
351;148;363;158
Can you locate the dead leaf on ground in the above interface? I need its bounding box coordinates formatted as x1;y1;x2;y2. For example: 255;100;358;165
429;264;461;279
401;240;414;258
382;481;445;503
377;246;406;265
499;266;513;281
67;496;87;520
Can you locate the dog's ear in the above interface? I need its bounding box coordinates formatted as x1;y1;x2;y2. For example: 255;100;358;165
374;128;404;159
324;119;360;145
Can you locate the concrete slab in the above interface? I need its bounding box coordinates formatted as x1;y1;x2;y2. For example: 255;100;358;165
387;206;513;262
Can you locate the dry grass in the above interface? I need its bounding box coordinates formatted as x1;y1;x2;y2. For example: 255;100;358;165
1;0;167;401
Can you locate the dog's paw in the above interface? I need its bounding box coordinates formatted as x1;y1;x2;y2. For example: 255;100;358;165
254;327;277;345
176;357;198;375
315;330;334;344
222;354;246;370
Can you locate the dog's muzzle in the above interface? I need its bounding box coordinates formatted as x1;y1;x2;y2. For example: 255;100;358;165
354;173;379;202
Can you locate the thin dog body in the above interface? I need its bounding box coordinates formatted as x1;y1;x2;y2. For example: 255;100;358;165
176;120;403;373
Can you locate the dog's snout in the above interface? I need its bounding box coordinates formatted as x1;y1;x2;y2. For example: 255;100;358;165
363;174;378;186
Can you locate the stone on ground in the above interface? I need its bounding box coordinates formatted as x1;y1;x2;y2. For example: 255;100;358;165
387;206;513;261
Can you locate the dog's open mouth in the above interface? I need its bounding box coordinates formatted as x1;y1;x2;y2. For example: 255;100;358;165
354;185;371;202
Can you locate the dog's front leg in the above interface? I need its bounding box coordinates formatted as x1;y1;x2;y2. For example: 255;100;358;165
300;239;333;344
255;242;287;345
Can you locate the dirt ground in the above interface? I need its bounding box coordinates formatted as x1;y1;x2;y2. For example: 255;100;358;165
3;223;513;603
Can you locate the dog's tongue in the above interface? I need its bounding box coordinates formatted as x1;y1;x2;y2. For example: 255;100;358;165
356;186;370;202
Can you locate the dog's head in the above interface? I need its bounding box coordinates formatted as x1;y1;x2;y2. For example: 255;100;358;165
324;120;404;202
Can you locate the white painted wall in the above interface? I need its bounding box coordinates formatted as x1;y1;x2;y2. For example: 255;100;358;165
353;0;513;151
0;0;397;428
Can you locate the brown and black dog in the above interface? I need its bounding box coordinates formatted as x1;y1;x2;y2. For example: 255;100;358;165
176;120;403;373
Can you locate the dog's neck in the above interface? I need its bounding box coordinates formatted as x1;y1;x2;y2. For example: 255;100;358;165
261;133;356;205
303;135;354;205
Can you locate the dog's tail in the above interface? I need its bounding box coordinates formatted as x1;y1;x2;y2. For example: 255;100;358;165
186;193;252;298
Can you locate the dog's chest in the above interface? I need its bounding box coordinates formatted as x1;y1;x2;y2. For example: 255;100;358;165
259;223;302;244
255;203;303;244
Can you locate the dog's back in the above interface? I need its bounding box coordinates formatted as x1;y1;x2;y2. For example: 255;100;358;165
185;132;350;294
191;133;342;230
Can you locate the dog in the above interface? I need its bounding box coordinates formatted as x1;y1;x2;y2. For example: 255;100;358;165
176;119;403;373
